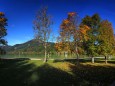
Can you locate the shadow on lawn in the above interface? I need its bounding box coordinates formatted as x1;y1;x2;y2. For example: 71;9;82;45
53;59;115;85
0;59;35;86
68;63;115;86
53;58;91;64
0;59;74;86
29;63;74;86
0;59;115;86
53;58;115;64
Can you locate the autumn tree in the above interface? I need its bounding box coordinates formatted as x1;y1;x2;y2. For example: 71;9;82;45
98;20;115;64
33;7;53;62
81;14;101;63
0;12;7;54
79;25;90;42
59;12;79;58
78;24;90;54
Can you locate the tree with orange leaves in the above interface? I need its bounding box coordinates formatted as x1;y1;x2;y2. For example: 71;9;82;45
79;24;90;42
59;12;79;58
0;12;7;54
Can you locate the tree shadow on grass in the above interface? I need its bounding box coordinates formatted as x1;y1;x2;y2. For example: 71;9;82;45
107;60;115;64
53;58;91;64
29;63;74;86
0;59;74;86
0;59;115;86
0;59;36;86
68;63;115;86
53;58;115;64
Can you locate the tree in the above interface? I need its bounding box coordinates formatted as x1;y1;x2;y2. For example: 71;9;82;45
0;12;7;55
79;24;90;54
59;12;79;58
81;14;101;63
98;20;115;64
33;7;53;62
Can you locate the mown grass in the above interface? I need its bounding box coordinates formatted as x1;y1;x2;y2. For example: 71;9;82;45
0;59;115;86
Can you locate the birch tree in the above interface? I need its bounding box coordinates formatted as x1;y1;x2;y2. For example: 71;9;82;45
33;7;53;62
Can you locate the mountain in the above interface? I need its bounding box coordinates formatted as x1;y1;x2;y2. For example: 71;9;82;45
3;39;55;54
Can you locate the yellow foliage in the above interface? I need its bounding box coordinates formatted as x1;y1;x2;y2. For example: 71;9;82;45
63;19;69;24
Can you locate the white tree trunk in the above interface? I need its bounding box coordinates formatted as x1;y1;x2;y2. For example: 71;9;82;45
92;57;94;63
44;43;47;62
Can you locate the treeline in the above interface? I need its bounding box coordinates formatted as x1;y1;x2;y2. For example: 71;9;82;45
4;40;55;55
55;12;115;63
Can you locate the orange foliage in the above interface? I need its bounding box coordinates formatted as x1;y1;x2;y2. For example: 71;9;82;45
55;42;71;52
55;42;63;52
63;19;69;24
0;18;5;22
0;12;4;16
79;25;90;41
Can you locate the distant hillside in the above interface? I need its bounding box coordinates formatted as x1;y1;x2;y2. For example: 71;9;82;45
3;39;55;54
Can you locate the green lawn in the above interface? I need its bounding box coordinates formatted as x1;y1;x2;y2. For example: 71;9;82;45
0;59;115;86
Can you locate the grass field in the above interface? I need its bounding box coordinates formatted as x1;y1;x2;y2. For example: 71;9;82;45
0;59;115;86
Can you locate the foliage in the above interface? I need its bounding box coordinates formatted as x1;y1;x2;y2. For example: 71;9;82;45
0;12;7;54
55;13;115;60
98;20;115;56
56;12;78;54
79;25;90;42
81;14;101;57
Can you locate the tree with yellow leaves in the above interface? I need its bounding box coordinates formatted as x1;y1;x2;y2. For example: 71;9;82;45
98;20;115;64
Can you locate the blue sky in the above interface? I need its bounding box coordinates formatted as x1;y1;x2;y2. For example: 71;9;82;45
0;0;115;45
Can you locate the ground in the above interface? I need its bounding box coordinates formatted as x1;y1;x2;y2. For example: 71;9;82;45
0;59;115;86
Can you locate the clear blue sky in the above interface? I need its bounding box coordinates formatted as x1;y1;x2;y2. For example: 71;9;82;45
0;0;115;45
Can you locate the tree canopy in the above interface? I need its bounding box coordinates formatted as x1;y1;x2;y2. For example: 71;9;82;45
0;12;7;54
0;12;7;45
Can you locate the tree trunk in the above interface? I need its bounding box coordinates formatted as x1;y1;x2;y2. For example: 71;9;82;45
44;43;47;62
105;56;107;64
65;51;68;59
92;57;94;63
76;47;79;65
77;53;79;65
